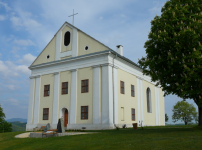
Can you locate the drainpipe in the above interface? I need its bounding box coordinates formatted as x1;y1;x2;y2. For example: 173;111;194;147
112;53;118;128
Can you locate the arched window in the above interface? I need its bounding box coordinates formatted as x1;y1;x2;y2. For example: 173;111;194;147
147;88;152;113
64;31;70;46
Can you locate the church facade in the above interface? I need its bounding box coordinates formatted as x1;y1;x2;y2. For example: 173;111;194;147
26;22;165;131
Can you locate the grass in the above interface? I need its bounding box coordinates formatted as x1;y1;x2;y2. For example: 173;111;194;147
0;125;202;150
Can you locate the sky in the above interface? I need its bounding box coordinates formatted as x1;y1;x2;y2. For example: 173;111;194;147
0;0;198;124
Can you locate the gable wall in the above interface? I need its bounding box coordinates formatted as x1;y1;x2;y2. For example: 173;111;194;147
78;31;109;56
32;37;56;66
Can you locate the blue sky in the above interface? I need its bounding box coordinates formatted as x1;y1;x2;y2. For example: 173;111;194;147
0;0;198;124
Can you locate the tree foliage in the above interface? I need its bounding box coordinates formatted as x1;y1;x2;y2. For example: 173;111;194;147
172;101;197;125
165;113;169;122
0;104;12;132
138;0;202;126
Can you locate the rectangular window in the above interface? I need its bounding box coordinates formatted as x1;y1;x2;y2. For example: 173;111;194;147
43;108;49;120
81;79;89;93
81;106;88;119
131;85;135;97
121;107;124;121
120;81;124;94
44;85;50;97
62;82;68;94
132;108;135;121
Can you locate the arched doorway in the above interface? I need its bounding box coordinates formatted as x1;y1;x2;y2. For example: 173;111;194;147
64;109;68;127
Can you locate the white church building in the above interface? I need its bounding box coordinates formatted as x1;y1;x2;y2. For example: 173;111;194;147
26;22;165;131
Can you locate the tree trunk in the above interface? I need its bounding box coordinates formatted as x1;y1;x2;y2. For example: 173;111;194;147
185;121;187;125
199;106;202;126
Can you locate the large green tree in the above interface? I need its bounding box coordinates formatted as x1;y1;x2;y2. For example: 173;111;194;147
138;0;202;126
172;101;197;125
0;104;12;133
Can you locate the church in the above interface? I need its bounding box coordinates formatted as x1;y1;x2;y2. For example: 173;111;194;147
26;21;165;131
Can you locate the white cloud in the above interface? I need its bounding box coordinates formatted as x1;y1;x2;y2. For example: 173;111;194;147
10;16;22;26
0;1;11;12
0;15;5;21
14;39;35;46
0;53;2;58
5;85;16;90
18;53;36;66
0;60;30;77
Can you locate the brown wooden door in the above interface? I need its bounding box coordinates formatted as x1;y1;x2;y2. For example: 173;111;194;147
64;109;68;127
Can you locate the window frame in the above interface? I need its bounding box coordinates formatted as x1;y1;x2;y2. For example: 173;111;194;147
64;31;71;47
81;79;89;93
61;82;68;95
81;106;88;120
131;108;135;121
131;85;135;97
120;81;125;94
43;108;49;120
44;84;50;97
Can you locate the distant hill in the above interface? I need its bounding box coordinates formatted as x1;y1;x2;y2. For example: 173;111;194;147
6;118;27;123
11;121;26;132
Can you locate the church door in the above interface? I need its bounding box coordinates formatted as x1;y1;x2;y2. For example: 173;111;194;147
64;109;68;127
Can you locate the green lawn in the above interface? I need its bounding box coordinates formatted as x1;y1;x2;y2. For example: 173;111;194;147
0;125;202;150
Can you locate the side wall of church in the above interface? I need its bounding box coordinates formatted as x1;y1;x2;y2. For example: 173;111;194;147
117;69;138;125
58;71;72;119
142;80;156;126
159;89;165;125
76;67;93;124
77;31;109;56
38;74;54;124
32;36;56;66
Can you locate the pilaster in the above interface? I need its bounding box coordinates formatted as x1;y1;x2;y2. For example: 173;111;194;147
101;64;113;125
92;65;101;124
27;76;36;124
33;75;41;124
70;69;77;124
52;72;60;124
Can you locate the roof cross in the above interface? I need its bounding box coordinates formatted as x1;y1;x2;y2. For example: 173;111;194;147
68;9;78;25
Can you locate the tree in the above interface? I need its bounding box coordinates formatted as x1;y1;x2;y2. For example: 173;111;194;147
172;101;197;125
0;104;12;133
138;0;202;126
165;113;169;122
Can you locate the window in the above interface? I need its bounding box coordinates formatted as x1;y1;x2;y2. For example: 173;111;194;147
84;46;89;50
121;107;124;121
81;106;88;119
62;82;68;94
64;31;70;46
120;81;124;94
44;85;50;97
81;79;89;93
147;88;152;113
43;108;49;120
132;108;135;121
131;85;135;97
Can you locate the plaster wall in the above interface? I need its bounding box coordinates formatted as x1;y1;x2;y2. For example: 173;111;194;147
76;67;93;124
58;71;71;119
142;80;156;126
32;37;56;66
39;74;54;124
117;69;138;125
78;31;109;56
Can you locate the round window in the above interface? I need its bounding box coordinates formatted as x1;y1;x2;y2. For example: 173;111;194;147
85;46;89;51
47;55;50;59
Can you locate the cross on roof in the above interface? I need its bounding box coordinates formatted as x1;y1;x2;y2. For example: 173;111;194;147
68;9;78;25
